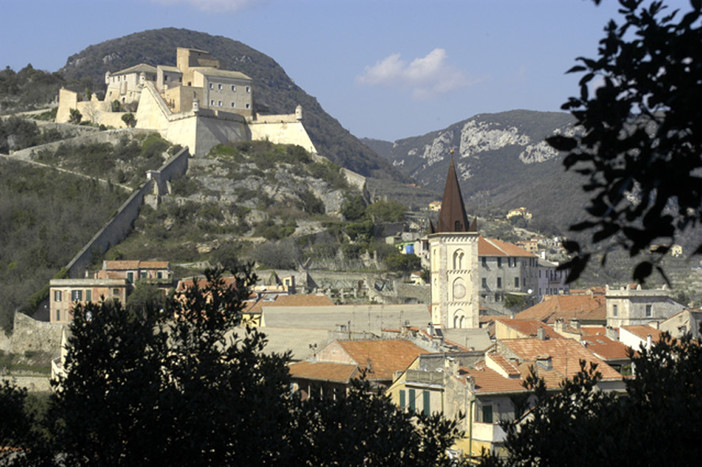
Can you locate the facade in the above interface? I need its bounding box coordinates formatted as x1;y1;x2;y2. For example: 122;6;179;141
96;260;173;283
606;284;685;327
429;157;479;329
537;258;569;297
105;64;157;106
479;237;539;306
49;278;129;323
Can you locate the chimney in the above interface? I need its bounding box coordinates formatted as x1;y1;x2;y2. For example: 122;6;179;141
647;334;653;349
427;322;434;337
536;327;546;340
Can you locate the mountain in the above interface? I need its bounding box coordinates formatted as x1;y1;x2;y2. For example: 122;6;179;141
362;110;590;235
56;28;403;181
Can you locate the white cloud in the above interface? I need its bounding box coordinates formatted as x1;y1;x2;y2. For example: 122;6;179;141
357;48;472;100
150;0;258;12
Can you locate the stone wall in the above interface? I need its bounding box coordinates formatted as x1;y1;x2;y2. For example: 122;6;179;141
65;147;190;277
9;312;63;356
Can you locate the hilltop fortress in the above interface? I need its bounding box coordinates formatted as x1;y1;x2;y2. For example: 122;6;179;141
56;47;317;157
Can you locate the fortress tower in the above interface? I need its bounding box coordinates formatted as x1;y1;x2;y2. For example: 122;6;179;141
429;156;479;329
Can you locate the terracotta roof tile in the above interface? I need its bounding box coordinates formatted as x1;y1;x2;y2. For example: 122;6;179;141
500;337;622;386
516;294;606;323
479;237;536;258
288;361;358;383
466;365;527;394
104;260;170;270
264;294;334;307
581;335;631;360
621;325;664;341
497;318;561;339
337;340;429;381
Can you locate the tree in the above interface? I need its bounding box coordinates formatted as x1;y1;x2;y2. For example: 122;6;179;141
480;333;702;466
384;250;422;274
125;282;167;311
121;113;135;128
68;108;82;124
547;0;702;282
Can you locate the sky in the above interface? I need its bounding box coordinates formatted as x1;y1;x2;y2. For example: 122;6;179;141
0;0;692;141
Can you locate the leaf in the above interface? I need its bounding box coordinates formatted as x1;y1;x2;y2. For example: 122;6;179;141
561;240;581;254
546;135;577;152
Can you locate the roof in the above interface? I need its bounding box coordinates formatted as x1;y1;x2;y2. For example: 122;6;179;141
467;363;527;394
516;294;606;324
288;361;358;383
195;67;252;81
158;65;181;73
621;325;664;342
103;260;170;270
479;237;537;258
581;335;631;361
112;63;157;76
245;293;334;313
336;339;429;381
175;276;239;292
434;156;474;233
500;337;622;386
496;318;561;339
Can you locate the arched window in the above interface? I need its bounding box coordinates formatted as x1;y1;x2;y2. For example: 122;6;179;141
453;250;464;269
453;310;465;328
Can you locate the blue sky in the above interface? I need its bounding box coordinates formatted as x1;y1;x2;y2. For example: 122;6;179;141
0;0;692;141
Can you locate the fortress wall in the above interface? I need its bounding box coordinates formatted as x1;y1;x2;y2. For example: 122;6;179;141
55;88;78;123
10;313;63;356
249;119;317;154
342;168;366;191
136;82;173;134
193;114;249;157
65;179;153;277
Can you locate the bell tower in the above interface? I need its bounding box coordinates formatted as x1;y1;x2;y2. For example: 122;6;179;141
429;155;479;329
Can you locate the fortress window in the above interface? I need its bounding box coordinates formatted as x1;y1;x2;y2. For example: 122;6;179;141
246;86;250;93
209;83;214;89
218;100;222;107
54;291;62;302
231;85;236;91
497;258;502;267
210;99;215;106
231;102;236;108
515;277;520;288
245;103;250;109
482;278;487;289
218;83;222;90
497;278;502;288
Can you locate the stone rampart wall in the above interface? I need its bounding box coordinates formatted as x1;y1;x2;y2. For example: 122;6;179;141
249;119;316;154
9;313;63;356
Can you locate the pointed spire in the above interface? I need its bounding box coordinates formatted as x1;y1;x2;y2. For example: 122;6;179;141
436;154;474;233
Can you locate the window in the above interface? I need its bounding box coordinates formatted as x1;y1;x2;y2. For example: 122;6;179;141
497;258;502;267
515;277;520;288
209;83;214;89
231;102;236;108
246;86;250;93
646;304;652;317
613;304;618;317
54;290;62;302
399;390;406;408
71;290;82;302
218;83;222;90
210;99;215;106
482;257;487;267
481;405;493;423
218;100;222;107
245;103;250;109
423;390;431;415
231;85;236;91
539;270;542;278
85;290;92;302
140;271;147;279
55;310;60;321
157;272;163;279
113;288;120;296
127;272;134;283
497;277;502;288
408;389;416;411
482;278;487;289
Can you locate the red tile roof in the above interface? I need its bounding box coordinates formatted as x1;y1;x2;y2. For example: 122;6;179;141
264;294;334;307
466;364;527;394
497;318;561;339
621;325;664;342
501;337;622;387
337;340;429;381
103;260;170;270
581;335;631;360
479;237;536;258
516;294;606;323
288;361;358;383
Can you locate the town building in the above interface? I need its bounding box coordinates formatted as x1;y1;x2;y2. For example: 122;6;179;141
49;278;129;323
606;284;685;327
